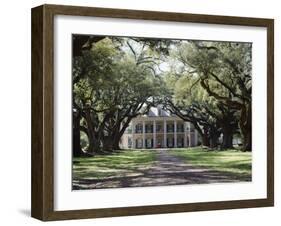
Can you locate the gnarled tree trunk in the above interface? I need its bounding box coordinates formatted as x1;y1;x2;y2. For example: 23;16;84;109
208;126;220;149
221;125;234;149
202;127;210;147
84;108;101;154
73;111;83;157
240;103;252;151
209;133;219;149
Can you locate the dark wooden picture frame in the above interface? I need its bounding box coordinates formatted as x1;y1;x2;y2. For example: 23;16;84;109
31;4;274;221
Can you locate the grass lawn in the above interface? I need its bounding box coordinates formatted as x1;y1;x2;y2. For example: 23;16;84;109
73;147;252;189
169;147;252;178
73;149;156;182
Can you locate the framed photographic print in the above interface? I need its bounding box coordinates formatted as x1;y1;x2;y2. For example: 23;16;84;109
31;4;274;221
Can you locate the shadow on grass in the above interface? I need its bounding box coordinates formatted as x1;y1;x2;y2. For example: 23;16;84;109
73;150;157;181
170;148;252;176
73;168;251;190
72;148;252;190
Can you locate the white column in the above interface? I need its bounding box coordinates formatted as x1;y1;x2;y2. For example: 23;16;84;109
142;121;145;149
174;120;177;148
153;120;156;148
184;122;187;147
163;119;167;148
188;122;192;147
131;121;135;149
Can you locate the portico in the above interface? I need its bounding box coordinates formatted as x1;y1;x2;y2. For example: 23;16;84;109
121;115;198;149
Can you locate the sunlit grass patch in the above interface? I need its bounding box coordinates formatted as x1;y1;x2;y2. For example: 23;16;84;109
169;147;251;177
73;149;156;180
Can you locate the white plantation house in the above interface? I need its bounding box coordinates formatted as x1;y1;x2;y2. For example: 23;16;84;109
120;106;199;149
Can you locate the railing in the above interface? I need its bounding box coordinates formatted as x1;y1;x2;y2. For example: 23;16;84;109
132;124;187;133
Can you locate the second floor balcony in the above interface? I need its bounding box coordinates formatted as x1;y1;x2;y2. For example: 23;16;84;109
132;123;185;134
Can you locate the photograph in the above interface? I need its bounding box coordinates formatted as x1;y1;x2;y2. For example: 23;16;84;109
30;3;274;221
72;34;252;190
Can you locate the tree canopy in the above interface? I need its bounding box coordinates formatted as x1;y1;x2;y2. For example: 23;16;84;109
166;41;252;150
72;35;252;156
73;37;166;155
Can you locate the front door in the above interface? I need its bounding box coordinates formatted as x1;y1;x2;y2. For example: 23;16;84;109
156;138;162;148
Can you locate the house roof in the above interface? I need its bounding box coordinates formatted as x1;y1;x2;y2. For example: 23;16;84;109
146;106;172;117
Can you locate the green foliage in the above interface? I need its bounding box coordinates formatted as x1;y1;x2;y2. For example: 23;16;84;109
72;36;252;152
175;41;252;104
164;40;251;149
73;37;168;152
74;37;165;111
